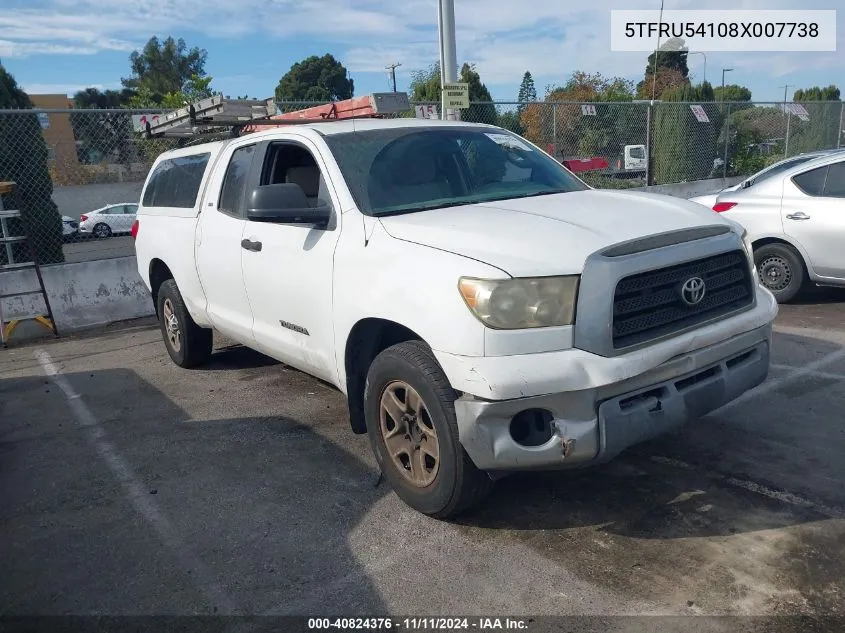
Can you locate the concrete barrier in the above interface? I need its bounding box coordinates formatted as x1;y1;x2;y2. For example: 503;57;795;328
632;176;745;199
1;256;153;339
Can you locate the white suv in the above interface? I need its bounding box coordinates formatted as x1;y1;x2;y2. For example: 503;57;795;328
133;118;778;518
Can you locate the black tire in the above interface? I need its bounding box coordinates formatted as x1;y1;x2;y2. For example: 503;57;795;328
364;340;492;519
754;242;806;303
93;223;112;239
156;278;213;368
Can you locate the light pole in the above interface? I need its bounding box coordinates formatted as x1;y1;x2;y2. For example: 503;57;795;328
721;67;733;91
688;51;707;84
437;0;458;120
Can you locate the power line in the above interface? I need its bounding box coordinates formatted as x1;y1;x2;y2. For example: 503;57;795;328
385;63;402;93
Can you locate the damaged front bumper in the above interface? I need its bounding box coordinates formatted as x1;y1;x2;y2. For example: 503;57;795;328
451;322;772;472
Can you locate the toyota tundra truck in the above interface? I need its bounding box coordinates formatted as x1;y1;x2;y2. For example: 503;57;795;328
133;114;778;518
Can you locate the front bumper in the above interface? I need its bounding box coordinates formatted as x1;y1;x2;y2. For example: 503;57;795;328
450;317;773;472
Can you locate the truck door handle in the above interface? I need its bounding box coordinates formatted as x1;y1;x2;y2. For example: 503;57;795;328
786;212;811;221
241;238;262;252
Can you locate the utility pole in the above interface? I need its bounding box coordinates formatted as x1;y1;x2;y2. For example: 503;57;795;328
780;84;792;114
385;63;401;93
721;67;733;91
437;0;458;120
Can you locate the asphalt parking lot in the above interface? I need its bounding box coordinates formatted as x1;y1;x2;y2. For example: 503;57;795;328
63;236;134;263
2;290;845;631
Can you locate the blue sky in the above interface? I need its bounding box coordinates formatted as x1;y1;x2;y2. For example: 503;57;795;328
1;0;843;105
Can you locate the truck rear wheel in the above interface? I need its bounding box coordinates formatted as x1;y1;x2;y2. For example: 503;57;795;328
364;340;492;519
156;279;213;368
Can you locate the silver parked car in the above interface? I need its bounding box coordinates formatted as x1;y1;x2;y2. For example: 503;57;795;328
689;148;845;210
707;151;845;303
79;203;139;238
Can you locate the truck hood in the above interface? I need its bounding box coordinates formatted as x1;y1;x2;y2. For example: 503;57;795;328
378;190;733;277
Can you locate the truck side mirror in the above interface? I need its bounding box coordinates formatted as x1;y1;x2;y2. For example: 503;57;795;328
246;183;331;227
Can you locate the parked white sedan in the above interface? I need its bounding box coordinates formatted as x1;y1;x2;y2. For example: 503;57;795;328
79;203;139;238
689;148;845;210
708;152;845;303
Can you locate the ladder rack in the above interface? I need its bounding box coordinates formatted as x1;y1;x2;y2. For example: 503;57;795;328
133;95;277;138
135;93;412;138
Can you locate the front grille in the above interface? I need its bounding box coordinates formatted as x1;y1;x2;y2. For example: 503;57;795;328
612;249;753;349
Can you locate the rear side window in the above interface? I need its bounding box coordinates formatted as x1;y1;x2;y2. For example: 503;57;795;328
792;165;827;196
142;153;211;208
822;161;845;198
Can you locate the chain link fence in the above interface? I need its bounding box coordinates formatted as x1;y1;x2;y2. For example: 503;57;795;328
0;100;842;266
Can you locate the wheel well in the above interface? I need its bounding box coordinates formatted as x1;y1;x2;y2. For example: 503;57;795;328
344;319;422;434
148;259;173;317
751;237;810;274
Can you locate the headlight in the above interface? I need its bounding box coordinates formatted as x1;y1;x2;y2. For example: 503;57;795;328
458;276;579;329
738;228;759;283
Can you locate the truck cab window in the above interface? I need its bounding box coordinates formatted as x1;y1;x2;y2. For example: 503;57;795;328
218;144;256;217
261;143;331;208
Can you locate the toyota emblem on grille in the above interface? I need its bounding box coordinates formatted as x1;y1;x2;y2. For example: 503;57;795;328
681;277;706;306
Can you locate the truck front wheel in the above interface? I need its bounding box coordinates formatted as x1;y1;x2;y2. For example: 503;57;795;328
156;279;213;368
364;340;492;519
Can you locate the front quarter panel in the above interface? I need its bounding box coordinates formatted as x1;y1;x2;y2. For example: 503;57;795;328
332;218;505;388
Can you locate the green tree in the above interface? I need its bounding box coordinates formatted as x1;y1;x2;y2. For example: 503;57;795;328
275;54;354;105
517;71;536;115
794;85;841;101
790;85;842;153
637;49;690;99
121;36;208;105
70;88;135;165
0;63;64;265
714;84;752;103
459;63;497;125
408;62;441;102
653;81;723;184
497;111;523;135
128;74;214;108
644;50;689;78
521;71;637;161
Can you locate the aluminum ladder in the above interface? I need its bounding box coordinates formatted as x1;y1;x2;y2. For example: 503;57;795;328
0;181;59;347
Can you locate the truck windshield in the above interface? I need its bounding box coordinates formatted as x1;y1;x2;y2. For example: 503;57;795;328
323;126;589;217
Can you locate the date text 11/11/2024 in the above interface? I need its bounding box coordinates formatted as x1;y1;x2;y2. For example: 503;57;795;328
307;617;532;630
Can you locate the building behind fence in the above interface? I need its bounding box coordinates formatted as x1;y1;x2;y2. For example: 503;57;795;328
1;98;843;266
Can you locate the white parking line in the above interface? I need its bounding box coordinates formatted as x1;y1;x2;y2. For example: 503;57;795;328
770;364;845;382
35;348;240;615
649;456;845;519
716;348;845;413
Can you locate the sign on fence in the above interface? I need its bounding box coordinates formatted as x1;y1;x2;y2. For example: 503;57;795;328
581;104;597;116
787;103;810;121
131;113;163;132
442;83;469;109
689;105;710;123
414;105;438;119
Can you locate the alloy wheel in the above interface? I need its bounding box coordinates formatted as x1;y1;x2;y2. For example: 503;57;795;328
379;380;440;487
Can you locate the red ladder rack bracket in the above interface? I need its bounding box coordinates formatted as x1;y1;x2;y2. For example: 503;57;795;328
245;92;411;133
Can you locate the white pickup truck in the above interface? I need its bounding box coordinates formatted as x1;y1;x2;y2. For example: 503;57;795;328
133;117;778;518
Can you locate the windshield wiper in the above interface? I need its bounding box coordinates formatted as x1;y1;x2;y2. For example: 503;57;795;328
374;197;494;217
507;189;566;199
373;190;567;217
